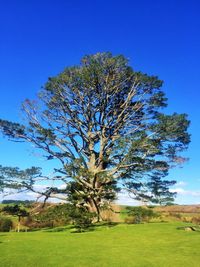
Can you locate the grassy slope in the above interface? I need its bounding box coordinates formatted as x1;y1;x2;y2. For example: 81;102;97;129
0;222;200;267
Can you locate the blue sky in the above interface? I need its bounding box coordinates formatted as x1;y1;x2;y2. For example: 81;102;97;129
0;0;200;204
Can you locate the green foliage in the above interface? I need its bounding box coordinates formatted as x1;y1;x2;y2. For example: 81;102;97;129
125;206;159;224
0;52;190;213
33;204;72;227
0;165;42;193
0;216;13;232
2;204;29;220
26;204;95;231
146;175;177;205
68;206;95;232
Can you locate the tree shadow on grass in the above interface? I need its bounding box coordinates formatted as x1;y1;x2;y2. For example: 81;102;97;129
44;225;73;232
70;227;95;233
27;222;119;233
94;222;119;228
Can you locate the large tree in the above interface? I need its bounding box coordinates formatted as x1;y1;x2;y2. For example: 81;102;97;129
0;53;190;220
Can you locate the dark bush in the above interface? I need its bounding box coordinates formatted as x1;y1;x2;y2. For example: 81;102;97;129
24;203;95;231
0;217;13;232
69;207;95;232
30;204;73;228
125;206;159;224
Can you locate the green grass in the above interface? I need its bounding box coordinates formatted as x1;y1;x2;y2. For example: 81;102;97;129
0;222;200;267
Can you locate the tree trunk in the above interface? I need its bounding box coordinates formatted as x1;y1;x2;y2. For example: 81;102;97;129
87;197;101;222
17;216;21;232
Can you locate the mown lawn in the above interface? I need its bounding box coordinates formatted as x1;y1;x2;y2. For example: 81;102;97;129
0;222;199;267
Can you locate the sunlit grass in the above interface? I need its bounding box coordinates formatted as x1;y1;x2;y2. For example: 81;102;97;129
0;222;200;267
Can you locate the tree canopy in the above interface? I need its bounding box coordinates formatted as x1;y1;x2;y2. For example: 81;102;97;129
0;52;190;220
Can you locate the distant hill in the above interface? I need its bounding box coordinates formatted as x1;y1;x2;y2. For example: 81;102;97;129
155;204;200;214
1;200;35;205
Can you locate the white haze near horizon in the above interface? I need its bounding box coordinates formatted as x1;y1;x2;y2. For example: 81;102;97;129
1;185;200;205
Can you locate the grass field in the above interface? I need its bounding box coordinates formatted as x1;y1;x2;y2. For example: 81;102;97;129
0;222;200;267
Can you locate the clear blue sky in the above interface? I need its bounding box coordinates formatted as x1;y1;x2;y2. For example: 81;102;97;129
0;0;200;204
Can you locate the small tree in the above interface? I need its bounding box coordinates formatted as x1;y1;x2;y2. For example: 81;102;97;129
2;205;29;232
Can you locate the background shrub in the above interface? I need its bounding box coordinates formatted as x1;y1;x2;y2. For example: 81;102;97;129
125;206;159;224
0;217;13;232
29;204;73;228
69;207;95;232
